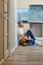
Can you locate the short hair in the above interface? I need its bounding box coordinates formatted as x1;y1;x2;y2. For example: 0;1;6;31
17;22;21;24
17;21;23;24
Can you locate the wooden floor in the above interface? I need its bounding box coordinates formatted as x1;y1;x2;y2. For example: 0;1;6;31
2;46;43;65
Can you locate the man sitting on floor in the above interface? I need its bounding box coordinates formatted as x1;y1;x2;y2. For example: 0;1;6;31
18;21;42;46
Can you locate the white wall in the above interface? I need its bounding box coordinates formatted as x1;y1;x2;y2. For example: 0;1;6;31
23;23;30;33
14;0;18;47
17;0;30;8
17;0;43;8
30;0;43;5
9;0;17;51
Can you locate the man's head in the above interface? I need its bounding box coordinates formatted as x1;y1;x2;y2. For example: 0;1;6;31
18;22;23;27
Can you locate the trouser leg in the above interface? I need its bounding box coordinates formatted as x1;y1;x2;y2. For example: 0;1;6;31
26;39;35;46
26;29;36;40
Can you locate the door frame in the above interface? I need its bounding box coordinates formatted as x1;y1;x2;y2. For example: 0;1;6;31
3;0;10;59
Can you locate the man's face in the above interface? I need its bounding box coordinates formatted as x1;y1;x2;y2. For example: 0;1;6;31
20;22;23;27
18;22;23;27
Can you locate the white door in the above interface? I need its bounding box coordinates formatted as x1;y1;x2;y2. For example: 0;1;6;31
4;0;9;58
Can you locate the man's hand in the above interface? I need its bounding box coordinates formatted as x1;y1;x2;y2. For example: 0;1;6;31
22;35;32;40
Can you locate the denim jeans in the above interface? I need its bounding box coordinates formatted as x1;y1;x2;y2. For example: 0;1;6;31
26;30;36;46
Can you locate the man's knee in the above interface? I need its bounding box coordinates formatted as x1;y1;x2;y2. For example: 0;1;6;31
27;29;31;33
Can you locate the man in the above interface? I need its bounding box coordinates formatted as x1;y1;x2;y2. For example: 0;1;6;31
18;21;42;46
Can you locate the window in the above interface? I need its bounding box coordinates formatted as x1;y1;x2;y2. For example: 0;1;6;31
17;5;43;22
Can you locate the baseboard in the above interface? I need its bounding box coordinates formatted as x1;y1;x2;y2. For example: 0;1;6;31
0;45;18;64
0;59;5;65
0;54;10;65
5;50;9;59
11;46;17;54
36;37;43;40
0;47;16;65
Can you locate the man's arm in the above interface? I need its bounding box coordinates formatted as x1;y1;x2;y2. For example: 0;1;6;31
18;34;31;40
22;35;31;40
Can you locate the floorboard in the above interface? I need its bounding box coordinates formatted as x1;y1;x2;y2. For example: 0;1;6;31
2;46;43;65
